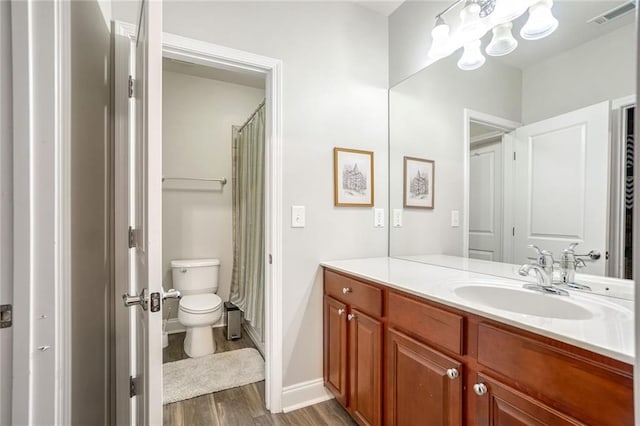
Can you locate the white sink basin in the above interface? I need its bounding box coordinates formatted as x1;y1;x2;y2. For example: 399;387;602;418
454;285;595;320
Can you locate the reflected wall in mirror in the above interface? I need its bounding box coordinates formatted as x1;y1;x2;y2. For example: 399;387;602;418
389;1;636;279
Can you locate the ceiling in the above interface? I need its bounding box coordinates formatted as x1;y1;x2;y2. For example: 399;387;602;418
494;1;636;69
432;1;636;70
356;1;405;16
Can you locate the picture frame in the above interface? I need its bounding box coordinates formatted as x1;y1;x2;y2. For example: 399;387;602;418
403;156;435;209
333;147;374;207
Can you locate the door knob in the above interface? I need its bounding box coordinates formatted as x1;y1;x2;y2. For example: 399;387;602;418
337;308;345;316
342;287;352;295
122;288;148;310
347;313;357;321
446;368;459;379
163;288;181;301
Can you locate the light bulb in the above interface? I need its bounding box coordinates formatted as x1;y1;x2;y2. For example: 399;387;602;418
458;40;486;71
521;0;559;41
459;1;487;42
428;16;451;59
486;22;518;56
490;0;528;25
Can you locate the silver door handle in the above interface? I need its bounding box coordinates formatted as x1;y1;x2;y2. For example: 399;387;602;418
163;289;181;301
122;288;148;310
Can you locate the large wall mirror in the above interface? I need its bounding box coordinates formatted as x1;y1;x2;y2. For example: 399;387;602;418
389;1;636;279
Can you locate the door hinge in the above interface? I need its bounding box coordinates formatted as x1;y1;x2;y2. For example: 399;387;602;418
268;254;273;265
0;304;12;328
512;227;515;237
513;152;516;161
129;376;138;398
128;75;134;98
128;226;137;249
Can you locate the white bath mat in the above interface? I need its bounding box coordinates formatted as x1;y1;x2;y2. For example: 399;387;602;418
163;347;264;404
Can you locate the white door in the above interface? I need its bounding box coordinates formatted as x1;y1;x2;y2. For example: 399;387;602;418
512;101;609;275
469;139;503;261
122;1;163;425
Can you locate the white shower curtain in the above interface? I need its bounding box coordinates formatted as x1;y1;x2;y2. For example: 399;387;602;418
230;101;265;342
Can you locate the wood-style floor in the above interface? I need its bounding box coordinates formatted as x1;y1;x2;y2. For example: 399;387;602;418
163;328;356;426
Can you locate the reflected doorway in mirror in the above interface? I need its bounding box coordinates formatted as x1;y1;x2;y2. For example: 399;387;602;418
403;156;435;209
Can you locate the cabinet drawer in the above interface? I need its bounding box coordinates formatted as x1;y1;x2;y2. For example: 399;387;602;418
324;269;382;318
388;291;463;355
477;323;633;426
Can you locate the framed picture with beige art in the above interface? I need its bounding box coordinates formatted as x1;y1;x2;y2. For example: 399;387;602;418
333;147;374;207
403;156;434;209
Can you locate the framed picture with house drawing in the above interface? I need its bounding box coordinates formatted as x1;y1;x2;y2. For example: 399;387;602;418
403;156;434;209
334;147;374;207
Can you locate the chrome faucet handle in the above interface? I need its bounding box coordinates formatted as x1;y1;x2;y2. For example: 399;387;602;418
566;242;579;252
527;244;554;268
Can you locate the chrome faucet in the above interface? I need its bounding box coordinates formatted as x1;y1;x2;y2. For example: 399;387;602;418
519;245;568;296
556;242;592;291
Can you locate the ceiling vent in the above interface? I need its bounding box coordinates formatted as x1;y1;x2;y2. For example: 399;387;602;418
587;1;636;25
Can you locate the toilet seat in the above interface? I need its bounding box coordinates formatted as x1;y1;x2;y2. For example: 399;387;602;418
179;294;222;314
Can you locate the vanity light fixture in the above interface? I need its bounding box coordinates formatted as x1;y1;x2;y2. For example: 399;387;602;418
428;0;559;70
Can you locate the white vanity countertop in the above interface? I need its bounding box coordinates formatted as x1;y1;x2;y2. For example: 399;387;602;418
398;254;635;300
320;257;635;364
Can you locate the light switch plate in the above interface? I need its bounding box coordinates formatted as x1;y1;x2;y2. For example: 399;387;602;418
374;208;385;227
451;210;460;227
291;205;305;228
392;209;403;227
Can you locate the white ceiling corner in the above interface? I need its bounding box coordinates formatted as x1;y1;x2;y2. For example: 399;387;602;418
355;1;405;16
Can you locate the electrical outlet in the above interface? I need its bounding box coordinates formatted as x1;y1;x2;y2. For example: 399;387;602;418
392;209;403;227
291;205;305;228
451;210;460;227
374;208;385;227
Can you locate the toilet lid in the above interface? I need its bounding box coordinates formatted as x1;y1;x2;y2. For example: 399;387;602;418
179;294;222;314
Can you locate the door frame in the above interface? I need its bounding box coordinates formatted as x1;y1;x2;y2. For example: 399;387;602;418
10;1;72;424
463;109;520;261
609;94;636;278
113;21;284;418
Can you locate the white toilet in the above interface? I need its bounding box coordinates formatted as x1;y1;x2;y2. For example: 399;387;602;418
171;258;223;358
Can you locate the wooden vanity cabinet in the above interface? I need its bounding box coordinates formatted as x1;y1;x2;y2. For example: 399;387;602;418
386;328;463;425
474;373;583;426
322;268;633;426
323;270;383;426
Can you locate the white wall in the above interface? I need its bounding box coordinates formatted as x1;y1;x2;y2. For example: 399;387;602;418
522;23;636;124
70;1;112;424
389;54;521;257
113;1;389;391
162;70;265;324
388;1;446;86
0;2;12;425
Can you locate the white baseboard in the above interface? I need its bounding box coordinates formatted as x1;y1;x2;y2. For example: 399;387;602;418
281;378;334;413
165;318;224;335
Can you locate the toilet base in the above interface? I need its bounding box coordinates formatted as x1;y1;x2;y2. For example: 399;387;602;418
184;326;215;358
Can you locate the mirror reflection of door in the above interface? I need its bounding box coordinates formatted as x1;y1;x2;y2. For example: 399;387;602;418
469;124;504;262
467;101;636;279
512;102;609;276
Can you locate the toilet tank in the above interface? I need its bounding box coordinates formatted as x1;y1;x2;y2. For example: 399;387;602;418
170;258;220;295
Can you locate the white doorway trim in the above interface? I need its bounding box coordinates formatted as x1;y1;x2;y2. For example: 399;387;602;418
463;109;520;260
10;1;72;424
609;94;636;278
113;21;284;415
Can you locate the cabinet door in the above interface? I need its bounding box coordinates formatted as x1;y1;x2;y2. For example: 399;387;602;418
324;296;348;406
386;328;463;426
474;373;583;426
348;309;382;426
